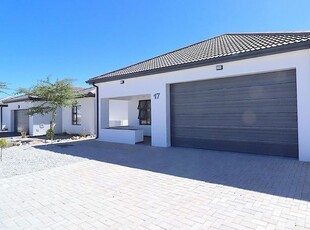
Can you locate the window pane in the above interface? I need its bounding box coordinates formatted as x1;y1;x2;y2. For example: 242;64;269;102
77;105;81;125
138;100;146;109
138;110;146;119
146;100;151;109
77;114;81;125
72;105;81;125
138;100;151;125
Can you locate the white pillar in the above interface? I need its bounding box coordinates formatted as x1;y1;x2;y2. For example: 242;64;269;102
29;115;34;136
127;100;137;126
151;84;170;147
100;99;109;129
296;52;310;161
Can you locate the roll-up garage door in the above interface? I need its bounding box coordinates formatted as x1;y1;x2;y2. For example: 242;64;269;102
14;109;29;133
170;69;298;157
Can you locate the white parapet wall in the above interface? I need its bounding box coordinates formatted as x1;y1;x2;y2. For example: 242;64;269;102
100;128;144;144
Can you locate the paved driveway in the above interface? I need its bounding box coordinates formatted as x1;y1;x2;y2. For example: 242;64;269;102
1;140;310;229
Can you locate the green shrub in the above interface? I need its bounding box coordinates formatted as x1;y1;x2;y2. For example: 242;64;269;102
46;128;55;140
0;138;8;161
80;129;87;138
20;130;27;138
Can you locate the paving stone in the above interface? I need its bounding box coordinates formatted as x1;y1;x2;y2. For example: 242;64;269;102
0;141;310;229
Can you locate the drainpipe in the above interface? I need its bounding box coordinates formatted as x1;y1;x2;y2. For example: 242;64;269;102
92;83;99;139
0;107;2;131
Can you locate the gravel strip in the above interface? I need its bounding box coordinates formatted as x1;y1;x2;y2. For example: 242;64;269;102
0;145;87;179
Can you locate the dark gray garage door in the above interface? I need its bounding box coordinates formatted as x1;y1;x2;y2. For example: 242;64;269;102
14;109;29;133
170;69;298;158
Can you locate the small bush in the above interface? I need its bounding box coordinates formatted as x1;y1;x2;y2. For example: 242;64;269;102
20;130;27;138
0;138;8;161
12;141;21;146
46;128;55;140
80;129;87;138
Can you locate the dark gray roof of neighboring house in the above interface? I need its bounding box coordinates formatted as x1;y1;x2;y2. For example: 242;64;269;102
87;32;310;84
2;95;33;103
0;100;8;107
2;87;95;104
74;87;96;98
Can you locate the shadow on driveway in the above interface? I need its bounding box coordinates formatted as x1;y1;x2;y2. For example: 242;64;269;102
34;140;310;202
0;132;20;138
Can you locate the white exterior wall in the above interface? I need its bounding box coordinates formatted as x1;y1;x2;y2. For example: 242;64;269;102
109;100;129;126
1;101;62;136
62;97;96;135
31;107;62;136
97;49;310;161
2;101;30;132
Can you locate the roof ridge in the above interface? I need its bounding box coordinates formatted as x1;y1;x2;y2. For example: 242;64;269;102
225;31;310;36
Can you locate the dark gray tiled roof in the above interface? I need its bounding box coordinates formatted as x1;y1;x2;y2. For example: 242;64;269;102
74;87;96;98
87;32;310;83
2;95;32;103
0;100;8;107
2;87;95;104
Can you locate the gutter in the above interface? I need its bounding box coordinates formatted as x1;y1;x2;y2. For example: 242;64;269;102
0;107;2;130
92;83;99;139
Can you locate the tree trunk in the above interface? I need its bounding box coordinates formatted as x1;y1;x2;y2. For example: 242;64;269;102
50;110;56;141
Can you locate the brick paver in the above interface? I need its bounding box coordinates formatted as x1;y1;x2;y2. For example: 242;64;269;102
1;141;310;229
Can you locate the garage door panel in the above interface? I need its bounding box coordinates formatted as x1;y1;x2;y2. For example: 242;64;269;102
174;97;296;107
172;126;297;143
172;137;298;157
14;109;29;133
170;69;298;157
172;100;297;114
172;113;297;128
171;82;296;103
171;70;296;94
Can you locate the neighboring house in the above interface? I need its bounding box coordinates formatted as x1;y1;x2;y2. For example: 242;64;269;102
0;87;97;136
0;95;62;135
0;100;8;131
62;87;97;136
87;32;310;161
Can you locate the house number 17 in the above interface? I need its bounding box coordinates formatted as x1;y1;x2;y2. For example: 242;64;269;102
154;93;160;99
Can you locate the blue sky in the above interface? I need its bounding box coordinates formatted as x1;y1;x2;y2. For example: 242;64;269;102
0;0;309;97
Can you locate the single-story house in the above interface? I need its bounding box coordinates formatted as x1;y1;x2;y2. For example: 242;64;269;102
0;100;8;130
87;32;310;161
0;87;97;136
62;87;97;136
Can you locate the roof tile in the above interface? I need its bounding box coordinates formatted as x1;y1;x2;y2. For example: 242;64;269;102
88;32;310;83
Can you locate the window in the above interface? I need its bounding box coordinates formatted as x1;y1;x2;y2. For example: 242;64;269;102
138;100;151;125
72;105;81;125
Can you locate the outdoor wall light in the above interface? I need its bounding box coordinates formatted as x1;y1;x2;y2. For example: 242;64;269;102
120;80;125;84
216;65;223;71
